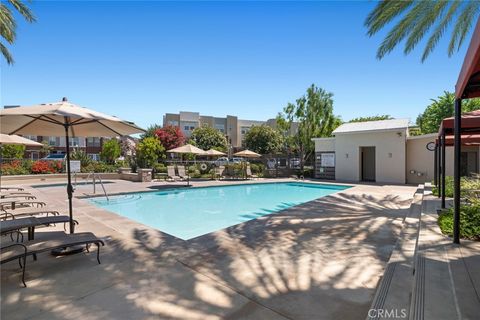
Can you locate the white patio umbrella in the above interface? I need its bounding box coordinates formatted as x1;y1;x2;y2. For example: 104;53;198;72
0;134;43;188
0;134;43;146
0;98;145;234
167;144;206;155
204;149;226;156
167;144;206;186
233;149;261;158
233;149;261;179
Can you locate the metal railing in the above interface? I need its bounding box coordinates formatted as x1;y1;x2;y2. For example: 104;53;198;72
83;172;109;201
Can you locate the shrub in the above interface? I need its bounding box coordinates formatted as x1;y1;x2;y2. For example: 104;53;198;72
71;149;93;167
1;144;26;159
154;163;167;173
31;160;63;174
81;161;119;173
1;160;29;175
100;139;121;164
438;203;480;241
433;176;480;198
249;163;264;175
136;137;165;168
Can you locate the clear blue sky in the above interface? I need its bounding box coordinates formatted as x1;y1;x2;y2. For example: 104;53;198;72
1;1;471;129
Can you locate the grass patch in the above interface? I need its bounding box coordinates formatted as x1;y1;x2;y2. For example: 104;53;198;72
432;176;480;198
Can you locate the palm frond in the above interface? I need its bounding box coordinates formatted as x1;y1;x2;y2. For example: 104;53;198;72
404;0;449;55
0;41;14;64
448;1;480;56
365;0;415;36
376;0;431;59
7;0;35;22
422;0;461;62
0;4;16;44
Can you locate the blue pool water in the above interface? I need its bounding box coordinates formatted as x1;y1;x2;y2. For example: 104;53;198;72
88;182;350;240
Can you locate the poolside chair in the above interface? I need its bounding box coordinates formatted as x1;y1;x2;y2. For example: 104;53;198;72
0;187;24;191
177;166;189;181
167;166;180;181
0;200;46;211
246;164;258;180
1;215;78;241
1;208;60;221
1;231;104;287
213;166;225;180
0;193;36;200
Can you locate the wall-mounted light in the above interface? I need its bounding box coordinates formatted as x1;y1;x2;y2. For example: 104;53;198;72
410;170;416;174
345;153;349;158
417;172;424;177
388;153;393;158
397;132;402;137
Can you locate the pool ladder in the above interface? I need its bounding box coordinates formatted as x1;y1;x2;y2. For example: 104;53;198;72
75;172;109;201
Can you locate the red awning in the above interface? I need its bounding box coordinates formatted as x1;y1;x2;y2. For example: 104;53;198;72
455;19;480;99
436;133;480;146
439;109;480;133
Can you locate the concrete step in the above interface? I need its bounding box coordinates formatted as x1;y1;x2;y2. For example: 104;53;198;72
366;185;424;319
410;184;480;320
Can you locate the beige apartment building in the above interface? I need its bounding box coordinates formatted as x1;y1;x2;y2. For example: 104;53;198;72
163;111;294;148
313;119;479;184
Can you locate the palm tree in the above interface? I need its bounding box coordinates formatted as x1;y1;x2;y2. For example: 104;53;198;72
1;0;36;64
365;0;480;62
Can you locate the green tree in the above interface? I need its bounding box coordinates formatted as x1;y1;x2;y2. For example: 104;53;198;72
349;115;393;123
416;91;480;134
1;144;25;159
1;0;36;64
365;1;480;62
40;140;52;157
141;123;162;140
244;125;284;155
278;84;338;171
189;126;227;152
136;137;165;168
99;139;121;164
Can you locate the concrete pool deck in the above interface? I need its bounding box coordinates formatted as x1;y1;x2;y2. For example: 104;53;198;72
1;179;417;319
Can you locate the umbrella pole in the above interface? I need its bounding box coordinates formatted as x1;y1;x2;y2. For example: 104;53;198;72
64;123;75;234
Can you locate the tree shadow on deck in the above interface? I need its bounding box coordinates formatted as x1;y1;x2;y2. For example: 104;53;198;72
2;189;415;320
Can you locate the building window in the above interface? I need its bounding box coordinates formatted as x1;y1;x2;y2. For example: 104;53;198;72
24;135;37;141
215;124;225;133
183;125;195;131
48;136;57;146
69;137;80;147
168;120;179;126
88;153;101;161
87;137;101;147
241;126;251;135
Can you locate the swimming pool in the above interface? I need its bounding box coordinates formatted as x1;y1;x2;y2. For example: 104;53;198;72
88;182;350;240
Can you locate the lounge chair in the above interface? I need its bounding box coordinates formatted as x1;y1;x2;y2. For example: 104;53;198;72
246;165;258;180
0;193;36;200
177;166;189;181
167;166;180;181
0;200;46;211
213;166;225;180
0;187;24;191
1;231;104;287
1;215;78;241
1;208;60;221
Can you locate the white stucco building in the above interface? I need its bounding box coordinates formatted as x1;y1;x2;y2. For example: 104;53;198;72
313;119;479;184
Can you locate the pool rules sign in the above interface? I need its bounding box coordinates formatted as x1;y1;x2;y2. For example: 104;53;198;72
321;153;335;167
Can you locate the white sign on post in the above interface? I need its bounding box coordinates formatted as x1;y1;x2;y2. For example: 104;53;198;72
321;153;335;167
69;160;81;173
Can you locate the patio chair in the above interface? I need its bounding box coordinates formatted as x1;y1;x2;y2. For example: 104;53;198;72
167;166;181;181
0;193;36;200
1;231;105;287
213;166;225;180
246;164;258;180
177;166;189;181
